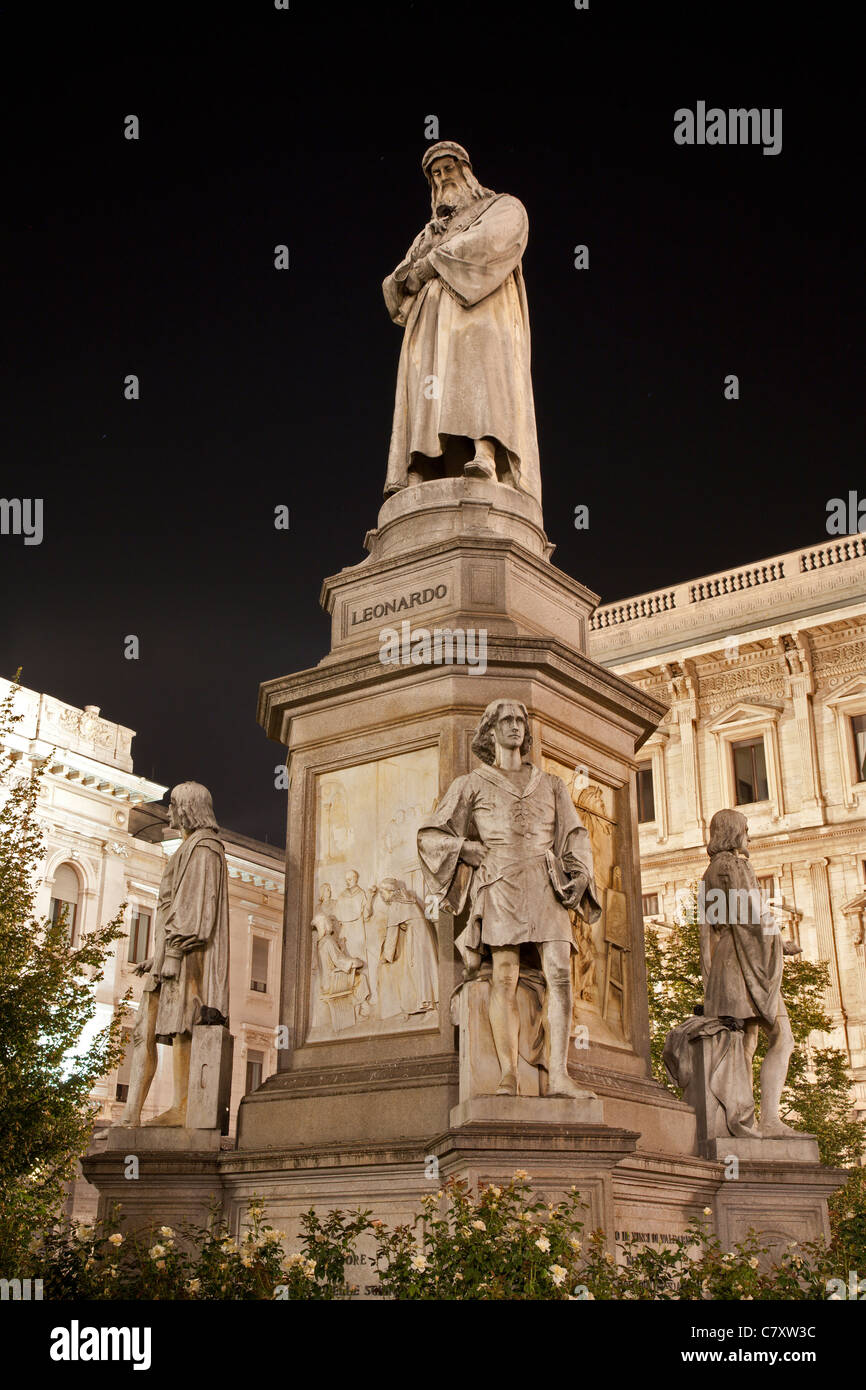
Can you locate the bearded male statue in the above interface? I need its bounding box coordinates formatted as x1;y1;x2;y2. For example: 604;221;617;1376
417;699;601;1099
382;142;541;505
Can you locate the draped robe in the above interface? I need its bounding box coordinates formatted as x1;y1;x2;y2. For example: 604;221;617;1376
153;828;230;1041
382;193;541;503
701;850;785;1028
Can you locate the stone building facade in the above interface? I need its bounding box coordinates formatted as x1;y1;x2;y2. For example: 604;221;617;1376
0;678;285;1216
588;533;866;1120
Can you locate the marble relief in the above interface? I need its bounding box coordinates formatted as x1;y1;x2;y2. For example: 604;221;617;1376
309;748;440;1040
543;757;630;1046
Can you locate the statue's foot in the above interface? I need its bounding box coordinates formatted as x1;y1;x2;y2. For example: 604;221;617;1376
547;1072;597;1101
730;1120;761;1139
144;1106;187;1127
495;1071;518;1096
759;1119;802;1139
114;1118;140;1130
464;458;495;480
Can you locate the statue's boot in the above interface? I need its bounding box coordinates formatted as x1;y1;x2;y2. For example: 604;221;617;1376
495;1071;518;1096
143;1104;186;1127
546;966;598;1101
759;1118;803;1138
464;439;496;479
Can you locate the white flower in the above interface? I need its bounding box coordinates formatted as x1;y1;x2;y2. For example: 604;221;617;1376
148;1243;166;1260
454;1271;463;1281
186;1278;201;1294
241;1255;254;1268
283;1252;305;1269
535;1236;551;1253
77;1224;94;1240
471;1220;486;1232
703;1207;712;1216
107;1232;124;1247
155;1259;166;1271
741;1294;754;1300
303;1259;317;1279
549;1264;567;1286
487;1185;501;1198
512;1170;530;1181
604;1252;616;1266
220;1239;236;1254
568;1237;582;1253
263;1229;284;1245
410;1253;429;1272
159;1226;174;1239
748;1257;760;1270
108;1266;118;1279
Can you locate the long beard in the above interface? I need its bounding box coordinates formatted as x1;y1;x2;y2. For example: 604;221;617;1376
434;186;471;219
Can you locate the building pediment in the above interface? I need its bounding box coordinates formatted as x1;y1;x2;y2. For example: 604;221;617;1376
708;701;782;733
825;674;866;708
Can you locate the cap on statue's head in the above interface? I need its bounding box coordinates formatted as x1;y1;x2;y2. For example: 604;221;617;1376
421;141;472;181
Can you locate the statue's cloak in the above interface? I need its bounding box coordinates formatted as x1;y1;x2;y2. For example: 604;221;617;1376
701;850;784;1028
382;193;541;504
154;827;230;1040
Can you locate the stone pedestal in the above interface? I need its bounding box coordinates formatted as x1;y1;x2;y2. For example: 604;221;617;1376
83;477;847;1267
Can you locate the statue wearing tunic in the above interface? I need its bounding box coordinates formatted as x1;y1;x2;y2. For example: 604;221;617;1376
418;699;601;1099
382;141;541;504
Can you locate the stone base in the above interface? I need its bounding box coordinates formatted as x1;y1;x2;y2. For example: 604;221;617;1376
701;1134;820;1162
96;1126;223;1153
450;1095;604;1127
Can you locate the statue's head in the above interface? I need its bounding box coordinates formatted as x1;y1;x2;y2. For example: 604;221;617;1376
707;808;750;857
345;868;359;889
421;141;492;219
319;882;332;900
169;782;218;832
471;699;532;766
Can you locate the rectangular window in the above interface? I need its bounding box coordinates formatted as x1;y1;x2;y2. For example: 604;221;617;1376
50;895;77;945
115;1029;134;1102
245;1050;264;1094
127;909;152;964
636;765;656;823
852;714;866;782
732;737;769;804
250;936;269;993
642;892;659;917
756;874;775;904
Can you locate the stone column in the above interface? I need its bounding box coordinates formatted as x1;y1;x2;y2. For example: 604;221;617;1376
808;858;842;1013
779;633;825;821
664;661;706;846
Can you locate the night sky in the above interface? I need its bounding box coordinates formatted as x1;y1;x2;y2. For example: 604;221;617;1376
3;8;862;845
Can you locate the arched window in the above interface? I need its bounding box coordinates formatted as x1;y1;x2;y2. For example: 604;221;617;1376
50;863;81;945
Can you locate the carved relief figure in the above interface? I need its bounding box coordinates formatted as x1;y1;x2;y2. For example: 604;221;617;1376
383;142;541;503
418;699;601;1098
312;912;369;1031
376;878;439;1019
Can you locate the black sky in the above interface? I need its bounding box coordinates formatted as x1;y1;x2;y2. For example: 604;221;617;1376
3;7;862;845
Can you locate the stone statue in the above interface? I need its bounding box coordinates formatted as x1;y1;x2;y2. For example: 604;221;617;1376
417;699;601;1098
664;808;802;1140
119;782;230;1128
382;141;541;504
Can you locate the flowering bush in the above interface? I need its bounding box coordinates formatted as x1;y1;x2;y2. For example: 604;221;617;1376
18;1175;855;1300
26;1198;369;1300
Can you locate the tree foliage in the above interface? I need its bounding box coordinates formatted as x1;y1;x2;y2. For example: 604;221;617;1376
0;677;129;1267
